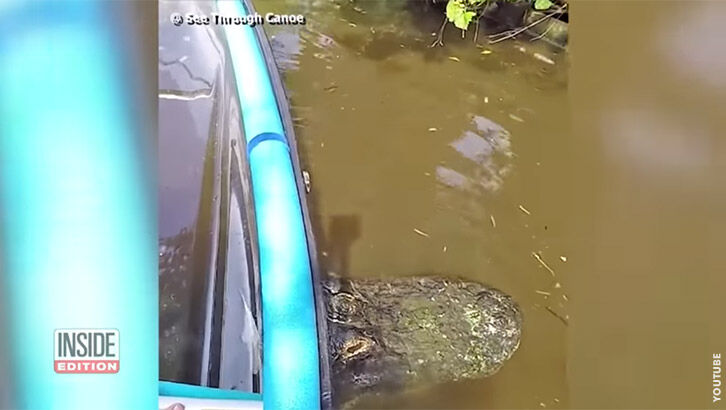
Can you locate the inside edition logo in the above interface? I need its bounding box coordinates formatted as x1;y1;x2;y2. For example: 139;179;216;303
54;329;119;374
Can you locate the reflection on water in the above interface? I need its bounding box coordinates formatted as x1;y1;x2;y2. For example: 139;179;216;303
447;115;513;192
259;0;569;407
657;1;726;91
602;107;712;185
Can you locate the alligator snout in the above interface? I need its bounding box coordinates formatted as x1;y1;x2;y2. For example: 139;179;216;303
325;276;523;407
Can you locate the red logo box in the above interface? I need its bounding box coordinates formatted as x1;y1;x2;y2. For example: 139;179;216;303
54;329;119;374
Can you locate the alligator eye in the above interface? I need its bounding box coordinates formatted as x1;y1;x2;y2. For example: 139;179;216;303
341;337;373;360
346;341;365;354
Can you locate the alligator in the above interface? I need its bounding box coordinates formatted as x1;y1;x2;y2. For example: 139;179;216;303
324;275;523;408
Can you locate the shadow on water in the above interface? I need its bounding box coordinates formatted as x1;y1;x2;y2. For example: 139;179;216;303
295;125;362;283
326;215;363;277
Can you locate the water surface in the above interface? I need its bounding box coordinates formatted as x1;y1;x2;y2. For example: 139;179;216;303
260;0;570;407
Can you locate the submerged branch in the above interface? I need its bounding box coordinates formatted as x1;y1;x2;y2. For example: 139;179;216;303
430;16;449;47
488;4;567;44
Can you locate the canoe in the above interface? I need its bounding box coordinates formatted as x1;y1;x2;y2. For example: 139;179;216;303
159;0;332;409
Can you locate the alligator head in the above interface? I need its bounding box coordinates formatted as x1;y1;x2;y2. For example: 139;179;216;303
324;276;523;407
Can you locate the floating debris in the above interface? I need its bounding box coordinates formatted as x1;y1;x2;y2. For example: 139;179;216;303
519;205;531;215
323;84;338;92
348;22;357;28
539;402;547;408
490;215;497;227
533;52;555;65
535;290;551;296
509;113;525;123
554;282;561;289
562;294;569;302
484;96;489;103
448;56;461;62
532;252;555;276
545;306;568;326
413;228;430;238
428;127;438;132
560;255;567;262
481;49;493;55
352;6;366;14
302;170;311;193
443;246;448;252
553;398;560;404
517;46;527;53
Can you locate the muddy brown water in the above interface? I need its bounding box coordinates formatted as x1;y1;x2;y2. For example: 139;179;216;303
259;0;569;408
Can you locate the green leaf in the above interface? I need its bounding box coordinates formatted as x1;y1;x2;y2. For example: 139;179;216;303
534;0;553;10
455;10;476;30
446;0;464;23
447;0;476;31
